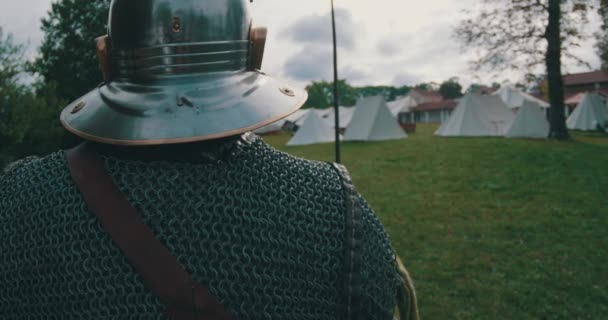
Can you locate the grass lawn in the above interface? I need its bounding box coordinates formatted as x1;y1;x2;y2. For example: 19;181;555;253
262;124;608;320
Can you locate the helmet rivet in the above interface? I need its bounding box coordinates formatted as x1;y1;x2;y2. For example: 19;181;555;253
280;87;295;97
71;101;86;114
172;17;181;33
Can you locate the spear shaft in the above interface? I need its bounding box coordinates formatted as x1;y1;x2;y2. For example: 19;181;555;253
331;0;341;163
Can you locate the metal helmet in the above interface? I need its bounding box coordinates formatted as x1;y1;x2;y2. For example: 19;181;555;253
60;0;306;146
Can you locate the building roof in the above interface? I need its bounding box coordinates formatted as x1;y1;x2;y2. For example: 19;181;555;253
563;71;608;86
413;100;457;112
565;90;608;106
564;92;586;106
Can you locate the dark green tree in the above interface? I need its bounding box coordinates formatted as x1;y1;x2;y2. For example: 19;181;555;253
305;81;412;107
391;85;411;100
455;0;594;140
0;28;66;167
414;83;432;91
0;27;28;158
32;0;111;102
438;77;464;99
0;28;22;88
304;80;358;108
304;81;332;108
356;85;411;101
598;0;608;69
357;86;389;100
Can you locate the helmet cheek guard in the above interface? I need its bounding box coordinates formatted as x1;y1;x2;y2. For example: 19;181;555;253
95;35;112;83
248;26;267;71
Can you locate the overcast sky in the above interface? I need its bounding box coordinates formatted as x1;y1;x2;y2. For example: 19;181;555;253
0;0;602;90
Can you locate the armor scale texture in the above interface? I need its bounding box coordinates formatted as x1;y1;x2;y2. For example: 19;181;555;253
0;133;400;319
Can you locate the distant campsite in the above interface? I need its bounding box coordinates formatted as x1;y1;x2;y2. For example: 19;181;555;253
256;71;608;144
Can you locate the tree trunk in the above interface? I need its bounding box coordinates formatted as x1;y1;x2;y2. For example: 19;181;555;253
546;0;569;140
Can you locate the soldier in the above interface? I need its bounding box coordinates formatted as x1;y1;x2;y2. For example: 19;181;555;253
0;0;418;319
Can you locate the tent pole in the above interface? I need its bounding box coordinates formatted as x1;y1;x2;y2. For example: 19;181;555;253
331;0;341;163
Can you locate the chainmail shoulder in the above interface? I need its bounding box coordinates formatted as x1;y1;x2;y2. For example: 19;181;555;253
355;194;402;319
0;133;400;319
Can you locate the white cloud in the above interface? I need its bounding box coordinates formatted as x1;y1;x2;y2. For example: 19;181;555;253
279;8;357;49
0;0;49;59
0;0;601;91
392;72;421;87
377;37;403;57
283;46;333;81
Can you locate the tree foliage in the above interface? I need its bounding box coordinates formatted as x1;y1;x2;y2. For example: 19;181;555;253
304;80;411;108
439;77;464;99
32;0;111;102
598;0;608;69
0;29;23;88
455;0;596;140
304;80;358;108
455;0;592;71
0;28;66;167
1;28;28;157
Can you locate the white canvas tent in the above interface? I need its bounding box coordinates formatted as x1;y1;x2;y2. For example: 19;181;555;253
283;109;309;125
287;110;340;146
323;106;355;129
388;96;417;116
494;84;550;109
435;93;515;137
344;96;407;141
254;117;289;134
566;93;608;131
505;100;549;138
293;109;332;127
316;108;334;118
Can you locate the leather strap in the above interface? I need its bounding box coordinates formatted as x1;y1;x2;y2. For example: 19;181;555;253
66;142;232;320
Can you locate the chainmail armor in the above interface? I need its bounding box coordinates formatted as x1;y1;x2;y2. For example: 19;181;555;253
0;133;400;319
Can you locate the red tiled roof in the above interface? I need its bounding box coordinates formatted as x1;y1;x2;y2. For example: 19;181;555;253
563;71;608;86
564;89;608;105
564;92;586;105
413;100;457;112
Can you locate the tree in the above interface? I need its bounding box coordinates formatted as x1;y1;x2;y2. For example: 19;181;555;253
414;83;433;91
357;85;411;101
0;28;22;88
0;27;29;156
304;81;412;108
305;81;332;108
0;28;66;168
304;80;358;108
32;0;111;102
598;0;608;69
439;77;464;99
455;0;594;140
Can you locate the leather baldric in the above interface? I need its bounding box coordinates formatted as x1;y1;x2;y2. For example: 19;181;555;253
66;143;232;320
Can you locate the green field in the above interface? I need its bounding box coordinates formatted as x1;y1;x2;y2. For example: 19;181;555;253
263;124;608;320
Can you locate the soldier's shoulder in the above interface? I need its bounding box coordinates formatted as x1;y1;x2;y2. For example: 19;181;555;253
2;156;40;174
1;151;68;187
242;132;342;180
